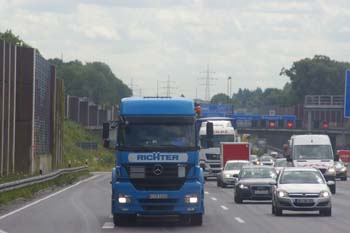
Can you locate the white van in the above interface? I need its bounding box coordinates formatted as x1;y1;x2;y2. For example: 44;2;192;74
288;134;336;193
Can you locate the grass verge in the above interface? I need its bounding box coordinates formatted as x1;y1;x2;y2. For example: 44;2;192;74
0;170;90;206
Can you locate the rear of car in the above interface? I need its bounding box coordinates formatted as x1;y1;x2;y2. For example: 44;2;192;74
272;167;332;216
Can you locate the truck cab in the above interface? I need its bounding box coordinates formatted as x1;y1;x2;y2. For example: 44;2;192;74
198;118;236;179
110;97;204;226
287;134;336;194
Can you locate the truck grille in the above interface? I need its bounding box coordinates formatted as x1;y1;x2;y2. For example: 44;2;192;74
125;164;191;191
142;206;175;211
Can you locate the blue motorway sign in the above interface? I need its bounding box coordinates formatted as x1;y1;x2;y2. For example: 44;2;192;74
199;103;234;117
345;69;350;118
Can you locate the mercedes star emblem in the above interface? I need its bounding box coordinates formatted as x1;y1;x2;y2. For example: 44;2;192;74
153;164;163;176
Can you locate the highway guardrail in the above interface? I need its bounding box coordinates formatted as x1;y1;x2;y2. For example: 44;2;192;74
0;166;88;193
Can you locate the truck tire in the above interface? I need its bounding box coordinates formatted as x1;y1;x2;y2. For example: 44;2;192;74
190;214;203;226
113;214;133;226
330;184;336;194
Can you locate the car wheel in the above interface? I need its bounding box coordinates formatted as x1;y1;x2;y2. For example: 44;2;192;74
272;205;275;214
222;183;227;188
234;195;243;204
217;180;221;187
204;177;208;181
320;208;332;216
330;184;336;194
341;177;347;181
275;206;282;216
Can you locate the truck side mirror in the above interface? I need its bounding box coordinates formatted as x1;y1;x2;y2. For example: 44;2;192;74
206;122;214;139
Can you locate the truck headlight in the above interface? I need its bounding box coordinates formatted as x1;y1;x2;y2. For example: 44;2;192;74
320;191;330;198
224;174;231;178
239;184;249;189
118;194;132;204
185;194;198;204
327;167;336;174
277;190;288;198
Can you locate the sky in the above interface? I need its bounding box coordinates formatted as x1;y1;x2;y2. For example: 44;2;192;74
1;0;350;100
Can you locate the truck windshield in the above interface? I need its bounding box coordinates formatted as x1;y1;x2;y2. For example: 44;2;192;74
118;119;196;151
293;145;333;160
200;135;235;148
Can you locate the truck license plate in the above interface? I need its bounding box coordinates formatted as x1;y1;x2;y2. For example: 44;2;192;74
149;194;168;199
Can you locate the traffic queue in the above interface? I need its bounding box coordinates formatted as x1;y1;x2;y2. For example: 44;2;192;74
208;134;348;217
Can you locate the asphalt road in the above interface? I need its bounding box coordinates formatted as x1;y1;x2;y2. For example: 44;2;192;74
0;173;349;233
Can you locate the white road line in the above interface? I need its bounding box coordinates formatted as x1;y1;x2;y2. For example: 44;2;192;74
0;229;8;233
102;222;115;229
204;191;209;194
211;197;217;201
235;217;245;223
221;205;228;210
0;175;100;221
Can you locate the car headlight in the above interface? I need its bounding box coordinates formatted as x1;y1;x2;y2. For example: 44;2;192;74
320;191;330;198
340;167;347;172
224;174;231;178
118;194;132;204
239;184;249;189
277;190;288;198
185;194;198;204
327;167;336;174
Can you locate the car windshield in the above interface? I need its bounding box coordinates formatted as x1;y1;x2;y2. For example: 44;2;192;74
275;159;287;167
334;161;344;167
280;171;325;184
200;134;235;148
293;145;333;160
240;167;276;179
261;156;272;161
225;162;248;170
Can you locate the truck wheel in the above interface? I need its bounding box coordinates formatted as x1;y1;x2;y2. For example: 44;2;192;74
190;214;203;226
113;214;132;226
330;184;336;194
320;208;332;216
234;195;242;204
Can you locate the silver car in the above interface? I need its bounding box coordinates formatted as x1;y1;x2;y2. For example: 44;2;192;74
272;167;332;216
217;160;250;188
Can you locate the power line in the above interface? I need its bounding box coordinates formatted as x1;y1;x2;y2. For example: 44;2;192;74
198;64;216;101
162;75;177;97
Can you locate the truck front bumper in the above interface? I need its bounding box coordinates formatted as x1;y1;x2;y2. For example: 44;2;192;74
112;181;204;216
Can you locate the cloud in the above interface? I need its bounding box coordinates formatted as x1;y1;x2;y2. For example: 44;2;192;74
1;0;350;99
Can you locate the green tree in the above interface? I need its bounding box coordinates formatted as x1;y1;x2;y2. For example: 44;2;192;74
211;93;230;104
280;55;350;104
0;30;31;47
50;59;132;105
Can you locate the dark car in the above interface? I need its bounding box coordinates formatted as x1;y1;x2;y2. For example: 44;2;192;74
334;161;347;181
234;166;277;203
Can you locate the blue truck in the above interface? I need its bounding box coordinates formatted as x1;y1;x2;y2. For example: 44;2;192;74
107;97;204;226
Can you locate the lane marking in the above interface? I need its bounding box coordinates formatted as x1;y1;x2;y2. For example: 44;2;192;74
221;205;228;210
211;197;217;201
102;222;114;229
204;191;209;194
0;175;100;221
0;230;8;233
235;217;245;223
